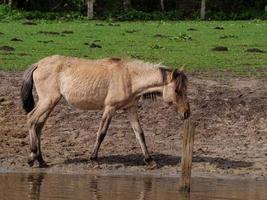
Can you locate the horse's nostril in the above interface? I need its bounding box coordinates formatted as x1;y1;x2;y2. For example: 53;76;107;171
184;111;190;119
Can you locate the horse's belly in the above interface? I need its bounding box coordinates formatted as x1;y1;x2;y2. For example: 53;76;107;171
68;98;104;110
60;82;107;110
63;92;105;110
59;68;111;110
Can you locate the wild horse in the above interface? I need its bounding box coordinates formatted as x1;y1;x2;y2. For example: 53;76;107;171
21;55;190;168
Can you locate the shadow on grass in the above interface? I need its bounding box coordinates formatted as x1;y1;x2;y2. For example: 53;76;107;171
63;153;254;169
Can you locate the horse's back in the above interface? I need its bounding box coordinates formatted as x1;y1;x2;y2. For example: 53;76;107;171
33;55;130;110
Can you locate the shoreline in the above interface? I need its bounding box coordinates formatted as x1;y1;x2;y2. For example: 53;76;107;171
0;167;266;181
0;71;266;180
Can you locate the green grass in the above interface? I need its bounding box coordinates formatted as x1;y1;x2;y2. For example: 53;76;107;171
0;20;266;75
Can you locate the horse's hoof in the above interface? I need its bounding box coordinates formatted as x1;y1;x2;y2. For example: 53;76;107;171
27;159;35;167
89;161;100;169
145;161;158;170
89;157;100;168
92;163;101;169
144;158;158;170
39;161;49;168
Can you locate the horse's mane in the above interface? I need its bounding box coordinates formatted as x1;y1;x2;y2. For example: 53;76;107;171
126;59;187;101
174;71;188;92
142;68;187;101
142;91;162;100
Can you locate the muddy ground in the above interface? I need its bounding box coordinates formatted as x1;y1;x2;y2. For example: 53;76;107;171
0;71;266;179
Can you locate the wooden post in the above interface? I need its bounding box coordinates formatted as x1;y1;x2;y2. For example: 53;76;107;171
179;119;195;193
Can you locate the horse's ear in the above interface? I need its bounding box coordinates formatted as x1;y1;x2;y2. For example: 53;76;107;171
171;69;179;80
179;64;186;72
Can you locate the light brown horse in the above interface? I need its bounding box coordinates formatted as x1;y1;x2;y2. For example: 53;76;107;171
21;55;190;168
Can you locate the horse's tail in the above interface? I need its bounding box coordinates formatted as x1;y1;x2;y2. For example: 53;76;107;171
21;65;38;113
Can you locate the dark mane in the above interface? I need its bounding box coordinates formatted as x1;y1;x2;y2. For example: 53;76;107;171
143;67;187;100
142;91;162;100
159;67;187;91
174;71;188;92
142;67;169;100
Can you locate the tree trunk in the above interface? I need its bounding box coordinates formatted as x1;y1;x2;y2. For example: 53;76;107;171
123;0;131;11
200;0;206;20
8;0;13;8
160;0;165;11
86;0;94;19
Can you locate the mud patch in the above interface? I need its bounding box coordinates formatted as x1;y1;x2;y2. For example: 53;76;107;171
154;33;169;38
214;26;224;30
187;28;198;31
0;71;266;177
219;34;238;39
62;30;74;34
108;23;121;27
246;48;266;53
95;23;105;26
84;42;102;48
174;33;192;41
0;46;15;51
0;52;14;55
150;44;165;49
11;38;23;42
17;53;31;56
37;40;54;44
22;21;37;25
211;46;228;51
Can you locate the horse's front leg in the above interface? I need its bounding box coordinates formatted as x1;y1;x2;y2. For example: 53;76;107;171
126;105;158;169
90;106;115;163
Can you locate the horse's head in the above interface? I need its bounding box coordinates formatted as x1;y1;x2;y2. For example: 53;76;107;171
162;67;190;120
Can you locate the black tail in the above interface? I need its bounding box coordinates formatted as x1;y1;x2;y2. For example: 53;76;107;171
21;65;38;113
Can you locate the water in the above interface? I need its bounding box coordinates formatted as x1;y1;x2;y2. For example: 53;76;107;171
0;172;266;200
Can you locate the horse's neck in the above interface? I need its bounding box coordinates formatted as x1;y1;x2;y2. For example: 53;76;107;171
130;65;165;96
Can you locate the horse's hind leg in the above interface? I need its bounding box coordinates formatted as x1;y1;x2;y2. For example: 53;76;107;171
126;105;157;169
35;108;54;167
27;96;60;167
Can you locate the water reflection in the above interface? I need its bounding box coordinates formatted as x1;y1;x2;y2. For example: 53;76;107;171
23;173;189;200
27;173;45;200
0;172;266;200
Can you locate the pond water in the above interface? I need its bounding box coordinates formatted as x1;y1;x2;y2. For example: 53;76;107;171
0;172;266;200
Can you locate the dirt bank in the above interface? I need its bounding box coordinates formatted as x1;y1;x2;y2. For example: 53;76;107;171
0;71;266;178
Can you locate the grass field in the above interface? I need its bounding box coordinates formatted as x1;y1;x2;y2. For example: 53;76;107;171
0;20;266;75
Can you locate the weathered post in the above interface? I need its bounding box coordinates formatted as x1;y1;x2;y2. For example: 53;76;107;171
179;119;195;193
200;0;206;20
86;0;95;19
